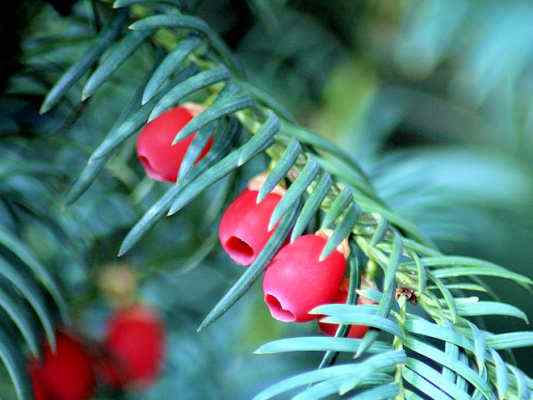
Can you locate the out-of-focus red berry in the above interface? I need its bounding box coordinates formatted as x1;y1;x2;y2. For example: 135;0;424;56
219;189;282;265
28;331;96;400
262;234;347;322
318;279;373;338
136;105;212;182
30;375;47;400
104;305;165;389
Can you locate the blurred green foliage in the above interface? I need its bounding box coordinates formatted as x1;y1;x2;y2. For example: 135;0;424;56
0;0;532;398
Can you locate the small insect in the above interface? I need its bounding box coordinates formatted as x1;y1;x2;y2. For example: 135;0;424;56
395;287;417;304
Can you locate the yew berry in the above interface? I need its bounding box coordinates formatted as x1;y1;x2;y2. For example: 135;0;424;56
262;234;347;322
318;279;373;338
219;189;283;265
28;331;96;400
104;305;165;389
30;374;47;400
136;105;212;182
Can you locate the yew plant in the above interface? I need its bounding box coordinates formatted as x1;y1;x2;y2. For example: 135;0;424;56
1;1;532;399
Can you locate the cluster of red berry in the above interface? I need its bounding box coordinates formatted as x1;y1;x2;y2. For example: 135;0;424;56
136;104;372;336
28;305;164;400
219;183;373;333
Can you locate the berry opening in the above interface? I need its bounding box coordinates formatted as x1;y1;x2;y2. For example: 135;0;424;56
138;156;156;176
264;294;295;322
138;155;167;182
225;236;254;264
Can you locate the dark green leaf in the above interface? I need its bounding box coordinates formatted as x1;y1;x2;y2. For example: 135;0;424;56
456;352;469;393
402;367;454;400
411;251;427;294
403;337;493;400
237;81;296;123
40;10;129;113
319;244;359;368
291;376;361;400
347;383;399;400
82;29;153;100
0;257;56;353
268;156;320;230
65;156;108;206
257;138;301;203
442;322;459;383
468;322;486;374
149;66;230;121
313;306;401;337
430;273;458;323
370;215;388;246
406;358;471;400
130;14;243;75
291;172;332;242
402;238;441;257
321;187;352;230
142;35;203;104
471;362;490;400
428;283;487;293
178;121;215;179
0;226;67;322
355;232;402;357
293;373;392;400
0;327;32;400
320;204;359;261
490;349;508;400
252;364;357;400
280;122;371;191
351;190;434;247
172;95;253;144
404;256;532;286
486;332;533;350
508;365;529;400
455;301;528;322
255;337;391;355
252;350;405;400
405;316;474;351
0;288;40;356
338;350;406;394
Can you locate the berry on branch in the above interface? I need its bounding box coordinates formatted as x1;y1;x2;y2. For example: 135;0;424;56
218;174;285;266
103;305;165;389
28;331;96;400
262;234;347;322
136;105;212;183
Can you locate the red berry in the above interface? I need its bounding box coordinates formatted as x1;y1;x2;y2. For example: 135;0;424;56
28;331;96;400
104;305;165;389
318;280;373;338
136;105;212;182
262;234;347;322
30;375;47;400
219;189;282;265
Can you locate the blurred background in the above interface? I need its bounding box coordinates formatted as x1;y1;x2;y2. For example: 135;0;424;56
0;0;532;398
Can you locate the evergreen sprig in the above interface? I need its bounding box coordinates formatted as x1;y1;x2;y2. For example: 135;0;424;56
0;154;70;400
17;1;533;399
